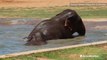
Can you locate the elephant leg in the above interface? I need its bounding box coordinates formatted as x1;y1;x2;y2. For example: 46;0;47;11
62;27;74;38
76;20;86;36
77;30;85;36
77;26;86;36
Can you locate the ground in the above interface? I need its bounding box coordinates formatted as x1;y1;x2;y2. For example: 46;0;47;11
0;0;107;8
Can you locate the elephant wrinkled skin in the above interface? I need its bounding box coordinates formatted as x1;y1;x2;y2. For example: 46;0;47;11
25;9;86;45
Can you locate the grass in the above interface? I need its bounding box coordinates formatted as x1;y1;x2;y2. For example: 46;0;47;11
0;45;107;60
0;6;107;18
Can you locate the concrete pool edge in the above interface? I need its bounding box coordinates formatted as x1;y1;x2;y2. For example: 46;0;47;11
0;40;107;58
0;18;107;25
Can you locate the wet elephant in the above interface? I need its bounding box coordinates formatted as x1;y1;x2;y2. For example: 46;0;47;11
25;9;86;45
51;9;86;36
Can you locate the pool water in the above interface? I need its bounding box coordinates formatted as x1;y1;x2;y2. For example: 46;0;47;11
0;18;107;55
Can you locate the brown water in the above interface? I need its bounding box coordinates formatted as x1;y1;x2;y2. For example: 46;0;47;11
0;18;107;55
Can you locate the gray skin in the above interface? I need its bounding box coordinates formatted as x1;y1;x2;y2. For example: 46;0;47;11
25;9;86;45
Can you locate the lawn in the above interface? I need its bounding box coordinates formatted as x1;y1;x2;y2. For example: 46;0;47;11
0;44;107;60
0;6;107;18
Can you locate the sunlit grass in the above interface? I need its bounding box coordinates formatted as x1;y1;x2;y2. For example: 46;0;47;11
1;45;107;60
0;6;107;18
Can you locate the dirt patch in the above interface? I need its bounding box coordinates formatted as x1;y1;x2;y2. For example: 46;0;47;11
61;54;80;60
97;44;107;51
102;45;107;50
0;0;70;8
36;57;53;60
0;0;107;8
69;54;81;60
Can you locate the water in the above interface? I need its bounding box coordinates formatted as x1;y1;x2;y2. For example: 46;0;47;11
0;18;107;55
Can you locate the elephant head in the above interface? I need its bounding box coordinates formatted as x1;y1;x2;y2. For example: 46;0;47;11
51;9;86;36
51;9;77;30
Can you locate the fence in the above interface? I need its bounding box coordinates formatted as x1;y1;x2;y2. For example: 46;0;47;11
69;3;107;6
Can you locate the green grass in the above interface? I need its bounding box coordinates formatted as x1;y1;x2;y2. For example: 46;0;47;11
0;6;107;18
1;45;107;60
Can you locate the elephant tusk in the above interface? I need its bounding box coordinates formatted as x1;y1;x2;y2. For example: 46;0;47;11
64;19;68;26
64;19;72;31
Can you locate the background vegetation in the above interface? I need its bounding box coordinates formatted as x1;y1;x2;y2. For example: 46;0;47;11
0;6;107;18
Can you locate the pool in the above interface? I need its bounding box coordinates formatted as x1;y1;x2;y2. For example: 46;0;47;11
0;18;107;55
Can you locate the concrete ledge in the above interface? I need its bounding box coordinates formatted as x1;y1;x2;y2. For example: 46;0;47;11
83;18;107;22
0;41;107;58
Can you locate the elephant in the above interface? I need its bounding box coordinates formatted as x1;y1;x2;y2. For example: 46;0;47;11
25;9;86;45
51;9;86;36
